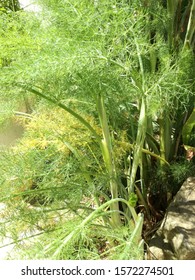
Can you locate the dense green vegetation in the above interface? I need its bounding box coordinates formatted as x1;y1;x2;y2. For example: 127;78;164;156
0;0;194;259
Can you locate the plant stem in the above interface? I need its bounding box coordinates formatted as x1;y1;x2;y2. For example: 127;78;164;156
17;83;101;142
51;198;140;258
128;97;147;194
158;113;172;165
96;93;121;227
17;83;122;227
167;0;179;49
184;0;195;49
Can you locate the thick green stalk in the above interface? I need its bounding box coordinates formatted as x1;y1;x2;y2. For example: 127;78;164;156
127;35;147;195
17;83;101;142
167;0;179;49
128;97;147;194
96;93;121;227
150;49;157;74
158;113;172;166
184;0;195;49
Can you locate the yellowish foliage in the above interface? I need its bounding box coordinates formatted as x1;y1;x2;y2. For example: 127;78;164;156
13;107;101;155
